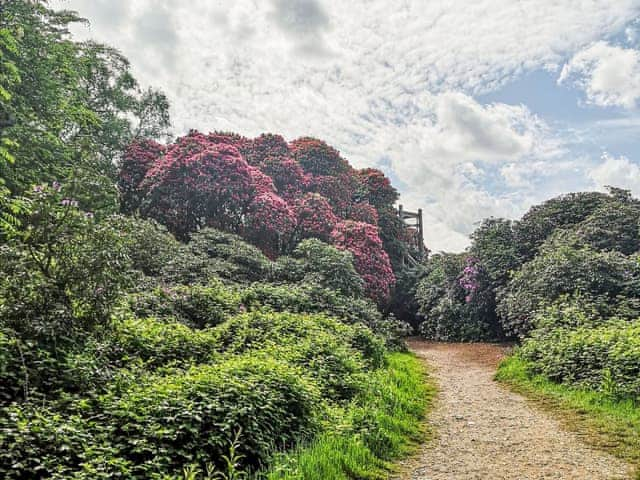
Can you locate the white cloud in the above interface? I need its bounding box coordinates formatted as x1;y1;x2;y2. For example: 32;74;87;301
589;153;640;195
559;42;640;109
49;0;640;251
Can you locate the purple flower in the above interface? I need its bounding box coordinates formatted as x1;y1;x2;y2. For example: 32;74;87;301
33;185;44;193
85;212;94;219
60;198;78;207
52;181;61;192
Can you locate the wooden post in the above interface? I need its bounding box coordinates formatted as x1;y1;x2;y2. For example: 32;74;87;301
417;208;424;254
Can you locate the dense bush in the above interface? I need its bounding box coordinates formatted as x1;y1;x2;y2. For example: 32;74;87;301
0;185;132;345
519;319;640;401
415;253;501;341
0;356;322;479
496;234;640;338
215;311;385;371
274;239;364;298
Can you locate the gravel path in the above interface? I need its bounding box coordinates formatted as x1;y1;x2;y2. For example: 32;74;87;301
398;340;634;480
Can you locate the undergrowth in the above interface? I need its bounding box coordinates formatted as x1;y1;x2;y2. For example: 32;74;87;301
264;352;435;480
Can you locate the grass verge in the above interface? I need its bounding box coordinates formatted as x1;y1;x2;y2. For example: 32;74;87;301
265;352;435;480
496;355;640;479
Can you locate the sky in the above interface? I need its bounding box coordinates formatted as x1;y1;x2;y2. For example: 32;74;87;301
52;0;640;252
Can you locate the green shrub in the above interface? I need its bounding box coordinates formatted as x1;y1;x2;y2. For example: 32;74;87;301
0;356;322;479
188;228;272;282
265;353;431;480
158;228;273;286
496;235;640;338
274;239;364;298
111;216;183;277
519;320;640;401
240;282;385;332
0;403;133;480
0;191;133;345
215;311;385;371
105;356;321;476
124;281;240;328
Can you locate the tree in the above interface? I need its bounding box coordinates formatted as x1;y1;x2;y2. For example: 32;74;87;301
117;139;165;214
470;217;521;287
290;137;350;177
514;191;609;261
0;1;170;212
142;142;255;239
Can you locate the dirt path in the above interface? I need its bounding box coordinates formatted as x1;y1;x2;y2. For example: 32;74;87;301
398;340;634;480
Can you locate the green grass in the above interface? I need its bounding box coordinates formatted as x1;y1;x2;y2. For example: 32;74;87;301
265;352;436;480
496;355;640;479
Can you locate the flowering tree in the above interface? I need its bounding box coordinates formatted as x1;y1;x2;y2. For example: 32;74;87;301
118;139;166;214
142;143;254;239
119;130;410;303
290;137;350;176
348;202;379;225
259;155;308;200
357;168;399;208
307;173;359;218
245;134;290;166
246;191;296;257
331;220;395;303
294;193;338;242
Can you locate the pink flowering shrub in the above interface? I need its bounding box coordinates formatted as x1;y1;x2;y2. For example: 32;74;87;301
246;191;296;257
260;155;308;200
459;256;480;303
248;166;277;195
348;202;379;225
245;134;290;166
308;173;359;218
294;193;338;242
357;168;398;208
119;130;411;304
142;143;254;239
118;139;166;214
290;137;350;176
331;220;395;303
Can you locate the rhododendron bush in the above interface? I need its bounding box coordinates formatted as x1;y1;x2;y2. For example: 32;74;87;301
118;130;404;302
331;221;395;303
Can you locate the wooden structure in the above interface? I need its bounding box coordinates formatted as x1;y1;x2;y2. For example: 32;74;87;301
398;205;425;266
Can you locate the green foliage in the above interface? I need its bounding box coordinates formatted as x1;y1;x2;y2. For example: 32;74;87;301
158;228;273;285
415;253;501;341
574;201;640;255
0;1;170;211
274;239;364;298
0;185;132;345
496;234;640;338
125;282;241;328
102;356;321;476
387;265;425;328
113;216;183;277
238;282;406;348
513;190;610;262
214;311;385;372
518;319;640;401
0;356;322;479
266;353;433;480
470;217;521;287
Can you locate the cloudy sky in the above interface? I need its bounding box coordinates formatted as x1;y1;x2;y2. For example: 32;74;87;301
52;0;640;251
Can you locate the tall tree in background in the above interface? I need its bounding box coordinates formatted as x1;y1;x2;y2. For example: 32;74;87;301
0;1;170;214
